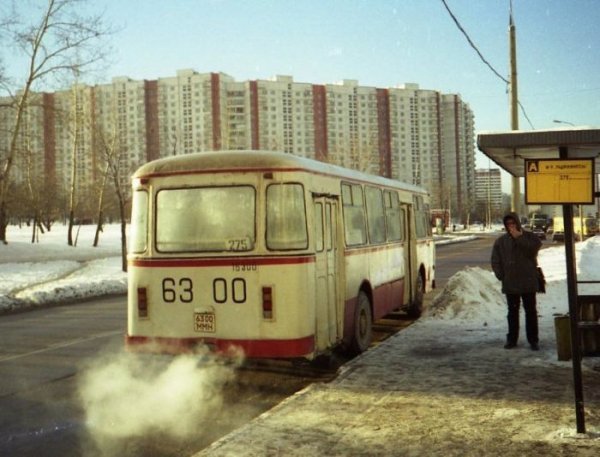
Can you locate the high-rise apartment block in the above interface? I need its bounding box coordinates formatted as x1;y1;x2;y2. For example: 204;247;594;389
1;69;476;217
474;168;503;215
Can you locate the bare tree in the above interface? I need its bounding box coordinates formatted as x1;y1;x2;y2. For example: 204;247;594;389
94;115;128;271
92;160;110;246
67;81;80;246
23;137;44;243
0;0;113;243
92;101;115;248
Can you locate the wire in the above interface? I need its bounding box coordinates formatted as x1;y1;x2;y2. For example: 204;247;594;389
440;0;535;129
440;0;508;84
518;101;535;129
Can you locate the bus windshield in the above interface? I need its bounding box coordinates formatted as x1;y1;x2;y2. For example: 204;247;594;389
156;186;255;252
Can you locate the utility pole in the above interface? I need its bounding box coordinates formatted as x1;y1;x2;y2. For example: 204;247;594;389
509;2;520;213
487;165;492;227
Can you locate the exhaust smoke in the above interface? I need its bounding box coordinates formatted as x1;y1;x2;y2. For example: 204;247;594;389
78;347;242;453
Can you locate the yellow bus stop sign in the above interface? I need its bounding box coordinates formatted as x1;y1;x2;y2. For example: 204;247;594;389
525;159;595;204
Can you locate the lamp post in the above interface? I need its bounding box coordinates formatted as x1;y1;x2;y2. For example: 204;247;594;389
509;7;520;213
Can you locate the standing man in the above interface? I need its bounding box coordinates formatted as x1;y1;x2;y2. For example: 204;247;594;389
491;212;542;350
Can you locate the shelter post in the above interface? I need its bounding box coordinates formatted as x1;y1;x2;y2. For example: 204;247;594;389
560;146;586;433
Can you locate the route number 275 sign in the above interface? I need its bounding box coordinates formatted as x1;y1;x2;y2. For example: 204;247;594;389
525;159;595;205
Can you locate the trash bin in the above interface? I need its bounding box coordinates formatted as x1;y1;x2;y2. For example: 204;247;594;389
554;314;571;361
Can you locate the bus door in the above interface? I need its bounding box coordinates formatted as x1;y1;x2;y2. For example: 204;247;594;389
402;204;417;304
313;196;340;350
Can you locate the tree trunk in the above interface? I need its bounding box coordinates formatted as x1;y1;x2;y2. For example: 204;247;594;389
67;85;78;246
31;215;38;243
30;213;44;243
0;203;7;244
120;215;127;272
118;191;128;272
68;209;75;246
93;162;110;247
93;210;103;247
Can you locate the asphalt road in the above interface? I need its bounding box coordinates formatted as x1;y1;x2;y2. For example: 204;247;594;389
434;233;498;290
0;298;125;456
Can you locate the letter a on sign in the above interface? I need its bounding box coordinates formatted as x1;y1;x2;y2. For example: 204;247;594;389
528;161;539;173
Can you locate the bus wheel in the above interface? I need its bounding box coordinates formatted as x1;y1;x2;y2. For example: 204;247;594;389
408;271;424;318
351;291;373;354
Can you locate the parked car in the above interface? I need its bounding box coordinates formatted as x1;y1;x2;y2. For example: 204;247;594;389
552;230;579;243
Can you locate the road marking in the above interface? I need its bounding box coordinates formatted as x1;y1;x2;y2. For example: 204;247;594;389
0;330;122;362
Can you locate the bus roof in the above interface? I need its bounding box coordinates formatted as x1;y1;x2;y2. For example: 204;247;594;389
133;150;428;195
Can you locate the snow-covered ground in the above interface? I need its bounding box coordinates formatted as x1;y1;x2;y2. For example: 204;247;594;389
0;223;127;312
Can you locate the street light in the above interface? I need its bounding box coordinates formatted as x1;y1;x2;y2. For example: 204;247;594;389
553;119;575;126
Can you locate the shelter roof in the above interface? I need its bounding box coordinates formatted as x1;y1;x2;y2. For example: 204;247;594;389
477;128;600;177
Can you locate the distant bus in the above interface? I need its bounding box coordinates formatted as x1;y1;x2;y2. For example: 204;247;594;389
126;151;435;360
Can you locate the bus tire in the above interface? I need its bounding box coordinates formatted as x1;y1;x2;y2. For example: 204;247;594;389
407;271;424;318
351;291;373;354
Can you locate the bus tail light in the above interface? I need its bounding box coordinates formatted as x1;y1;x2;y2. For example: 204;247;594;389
137;287;148;318
262;286;273;319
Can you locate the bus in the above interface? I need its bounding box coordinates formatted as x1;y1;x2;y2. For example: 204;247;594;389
126;151;435;360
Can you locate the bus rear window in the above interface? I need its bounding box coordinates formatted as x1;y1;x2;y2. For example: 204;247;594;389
156;186;255;252
266;183;308;250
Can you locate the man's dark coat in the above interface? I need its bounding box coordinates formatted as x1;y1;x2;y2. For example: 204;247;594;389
491;212;542;294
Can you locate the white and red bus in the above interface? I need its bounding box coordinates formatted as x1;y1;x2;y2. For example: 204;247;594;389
126;151;435;360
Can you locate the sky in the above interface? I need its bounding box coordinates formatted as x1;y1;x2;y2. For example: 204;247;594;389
1;223;599;450
3;0;600;189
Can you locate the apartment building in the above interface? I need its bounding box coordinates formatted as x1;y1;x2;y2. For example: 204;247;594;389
475;168;503;216
1;69;476;218
0;91;47;187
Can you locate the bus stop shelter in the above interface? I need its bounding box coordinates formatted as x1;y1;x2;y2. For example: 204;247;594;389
477;127;600;434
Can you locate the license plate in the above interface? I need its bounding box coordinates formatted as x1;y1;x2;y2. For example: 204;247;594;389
194;312;216;333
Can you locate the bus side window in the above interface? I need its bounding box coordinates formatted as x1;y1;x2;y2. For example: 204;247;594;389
315;202;324;252
341;183;367;246
413;195;428;239
266;183;308;250
325;203;334;251
423;203;433;237
365;186;385;244
384;190;403;242
400;207;406;240
415;212;427;239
